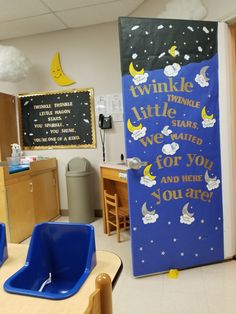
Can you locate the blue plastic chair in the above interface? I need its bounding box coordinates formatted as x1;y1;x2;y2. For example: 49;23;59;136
0;223;8;267
4;222;96;300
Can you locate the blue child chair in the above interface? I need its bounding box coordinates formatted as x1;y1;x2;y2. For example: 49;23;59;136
4;222;96;300
0;223;8;267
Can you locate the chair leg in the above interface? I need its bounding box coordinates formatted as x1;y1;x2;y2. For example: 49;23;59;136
106;218;110;236
123;217;126;231
116;217;120;242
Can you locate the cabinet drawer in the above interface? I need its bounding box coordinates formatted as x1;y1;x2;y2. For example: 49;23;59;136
101;167;127;182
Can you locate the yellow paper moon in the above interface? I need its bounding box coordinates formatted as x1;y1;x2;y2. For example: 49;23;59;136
127;118;142;133
50;52;75;86
201;106;214;120
129;62;145;77
169;45;177;57
143;164;156;180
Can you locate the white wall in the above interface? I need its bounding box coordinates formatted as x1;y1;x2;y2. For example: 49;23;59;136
0;0;235;211
0;22;125;210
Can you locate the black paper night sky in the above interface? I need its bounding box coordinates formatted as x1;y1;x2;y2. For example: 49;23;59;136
119;17;217;75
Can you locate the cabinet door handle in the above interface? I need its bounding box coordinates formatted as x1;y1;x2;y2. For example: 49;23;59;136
29;182;33;193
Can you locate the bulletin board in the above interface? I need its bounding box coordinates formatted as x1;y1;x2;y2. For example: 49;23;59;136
18;88;96;149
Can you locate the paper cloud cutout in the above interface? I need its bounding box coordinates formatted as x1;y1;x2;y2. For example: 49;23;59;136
131;127;147;140
202;118;216;128
0;45;31;82
162;142;179;155
140;176;157;187
180;214;195;225
195;74;209;87
161;125;172;136
132;73;149;85
142;213;159;225
206;179;220;191
164;63;181;77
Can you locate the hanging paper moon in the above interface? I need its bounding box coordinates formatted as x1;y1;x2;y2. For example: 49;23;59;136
50;52;75;86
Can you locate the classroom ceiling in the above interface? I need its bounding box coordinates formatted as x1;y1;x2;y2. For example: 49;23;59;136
0;0;144;41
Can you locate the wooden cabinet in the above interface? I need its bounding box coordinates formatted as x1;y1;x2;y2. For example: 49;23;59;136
6;179;35;243
32;169;59;223
0;158;60;243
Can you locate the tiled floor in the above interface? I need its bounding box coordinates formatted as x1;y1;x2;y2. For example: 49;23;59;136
22;217;236;314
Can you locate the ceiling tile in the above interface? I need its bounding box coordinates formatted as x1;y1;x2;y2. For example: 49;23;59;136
56;0;144;28
0;14;66;40
0;0;50;22
41;0;117;12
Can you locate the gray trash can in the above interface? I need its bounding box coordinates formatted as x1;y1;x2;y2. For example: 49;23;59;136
66;157;94;223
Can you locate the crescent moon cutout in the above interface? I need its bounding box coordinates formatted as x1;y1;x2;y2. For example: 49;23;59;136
143;164;156;180
129;62;145;77
127;118;143;133
142;202;156;216
204;170;217;183
50;52;75;86
182;202;194;217
201;106;214;120
169;45;178;57
200;66;210;81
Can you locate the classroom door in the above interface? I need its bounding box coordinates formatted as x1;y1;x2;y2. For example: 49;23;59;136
119;17;224;276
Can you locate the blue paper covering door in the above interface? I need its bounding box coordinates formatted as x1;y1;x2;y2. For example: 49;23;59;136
119;17;224;277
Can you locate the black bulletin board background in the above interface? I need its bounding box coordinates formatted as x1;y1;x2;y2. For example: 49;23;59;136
19;88;96;149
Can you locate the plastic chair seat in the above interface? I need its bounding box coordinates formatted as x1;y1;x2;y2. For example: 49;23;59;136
4;223;96;300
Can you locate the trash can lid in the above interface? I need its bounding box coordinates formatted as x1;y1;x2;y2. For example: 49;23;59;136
66;170;93;177
66;157;92;173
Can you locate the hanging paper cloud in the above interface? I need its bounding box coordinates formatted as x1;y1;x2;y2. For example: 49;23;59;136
0;45;31;82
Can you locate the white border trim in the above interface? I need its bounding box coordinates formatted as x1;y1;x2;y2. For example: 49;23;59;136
218;22;236;258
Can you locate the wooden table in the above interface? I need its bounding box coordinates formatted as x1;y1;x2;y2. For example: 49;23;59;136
0;244;122;314
100;163;129;233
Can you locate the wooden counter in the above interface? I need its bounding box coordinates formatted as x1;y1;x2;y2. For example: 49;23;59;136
0;159;60;243
0;244;122;314
100;163;129;233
